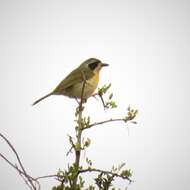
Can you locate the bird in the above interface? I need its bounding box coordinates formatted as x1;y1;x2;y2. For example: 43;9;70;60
32;58;109;105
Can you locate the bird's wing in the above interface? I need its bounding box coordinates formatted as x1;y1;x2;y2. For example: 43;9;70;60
53;68;94;93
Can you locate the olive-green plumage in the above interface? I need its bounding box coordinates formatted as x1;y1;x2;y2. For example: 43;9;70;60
32;58;108;105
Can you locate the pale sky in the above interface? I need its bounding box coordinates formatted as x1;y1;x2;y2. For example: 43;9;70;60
0;0;190;190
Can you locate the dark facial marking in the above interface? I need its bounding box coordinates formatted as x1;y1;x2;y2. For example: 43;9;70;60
88;61;99;70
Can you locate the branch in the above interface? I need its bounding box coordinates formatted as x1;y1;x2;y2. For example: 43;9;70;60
79;168;133;183
83;105;138;130
0;132;38;190
91;92;107;109
35;174;58;180
0;153;35;180
73;72;86;187
83;118;126;130
79;71;86;111
0;147;58;187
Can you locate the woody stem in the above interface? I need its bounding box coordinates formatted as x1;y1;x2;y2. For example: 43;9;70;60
72;78;86;187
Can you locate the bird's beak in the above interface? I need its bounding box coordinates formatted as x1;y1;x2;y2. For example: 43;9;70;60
101;63;109;67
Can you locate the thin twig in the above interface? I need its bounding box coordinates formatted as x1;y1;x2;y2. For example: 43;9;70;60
91;92;107;110
98;93;107;110
83;118;126;130
0;151;59;188
0;153;40;190
0;133;28;174
0;133;37;190
66;135;75;156
0;153;35;180
79;168;133;183
79;71;86;111
19;171;35;190
35;174;58;180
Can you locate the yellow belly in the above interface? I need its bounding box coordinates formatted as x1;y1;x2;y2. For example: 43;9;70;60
72;74;99;98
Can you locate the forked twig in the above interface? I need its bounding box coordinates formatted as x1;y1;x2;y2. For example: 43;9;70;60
79;168;133;183
0;133;39;190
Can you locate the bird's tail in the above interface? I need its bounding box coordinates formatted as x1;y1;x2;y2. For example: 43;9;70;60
32;93;52;106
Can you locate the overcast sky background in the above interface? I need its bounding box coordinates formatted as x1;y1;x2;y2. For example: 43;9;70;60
0;0;190;189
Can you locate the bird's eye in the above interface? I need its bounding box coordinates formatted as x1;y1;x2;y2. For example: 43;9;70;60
88;62;99;70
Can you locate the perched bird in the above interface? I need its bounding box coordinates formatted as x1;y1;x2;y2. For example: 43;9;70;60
32;58;109;105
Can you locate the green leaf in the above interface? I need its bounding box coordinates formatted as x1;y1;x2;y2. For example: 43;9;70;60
109;93;113;99
121;169;132;178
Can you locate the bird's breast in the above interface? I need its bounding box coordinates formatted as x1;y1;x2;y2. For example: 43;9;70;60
71;73;99;98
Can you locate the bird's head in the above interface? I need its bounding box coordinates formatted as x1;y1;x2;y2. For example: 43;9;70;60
80;58;109;73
